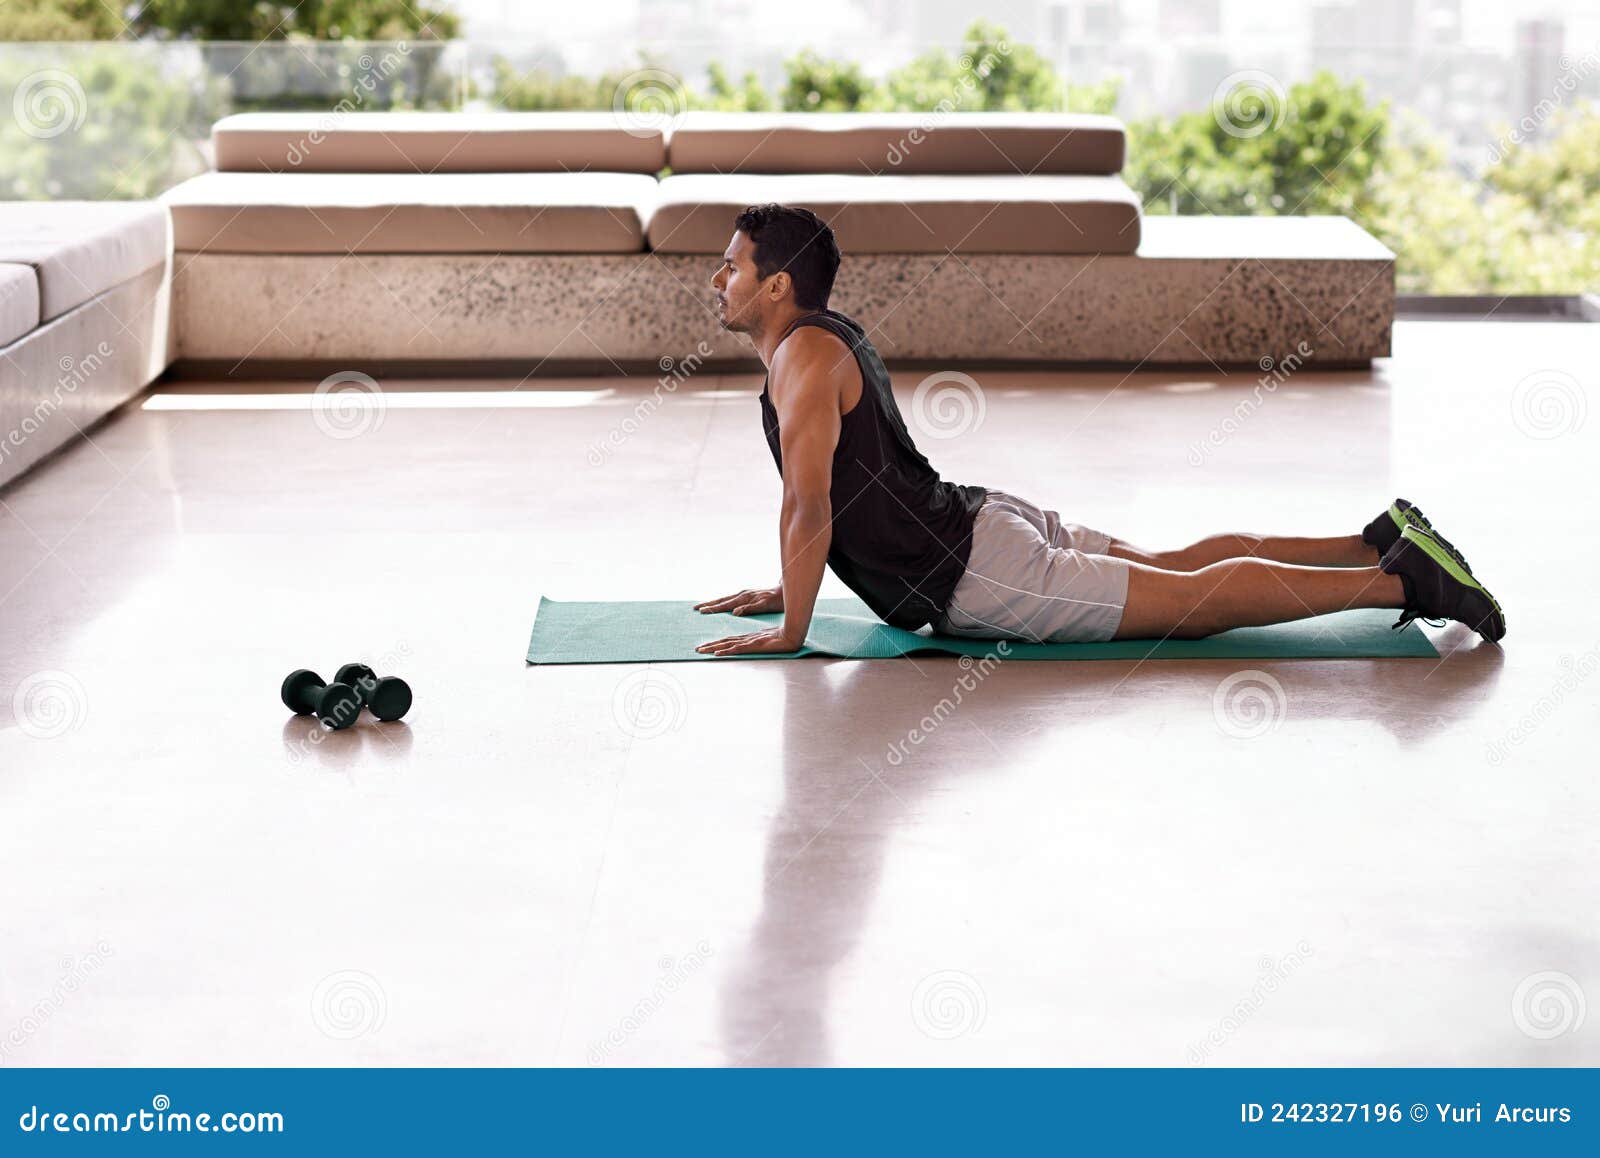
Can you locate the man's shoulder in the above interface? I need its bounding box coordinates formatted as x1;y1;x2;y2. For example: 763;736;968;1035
772;321;859;390
777;319;852;360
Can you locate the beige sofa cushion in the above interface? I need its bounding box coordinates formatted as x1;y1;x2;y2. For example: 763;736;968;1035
0;202;170;321
648;173;1141;255
212;112;666;174
666;112;1125;175
1;263;40;348
162;172;657;254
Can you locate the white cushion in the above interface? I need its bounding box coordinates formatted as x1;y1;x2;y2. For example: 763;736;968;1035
162;171;658;254
212;112;666;174
0;202;170;321
648;173;1142;254
667;112;1126;175
0;263;40;347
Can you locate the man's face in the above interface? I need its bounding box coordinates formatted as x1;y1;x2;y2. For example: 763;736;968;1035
711;231;766;334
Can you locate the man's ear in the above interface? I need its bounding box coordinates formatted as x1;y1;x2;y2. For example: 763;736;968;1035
766;270;792;302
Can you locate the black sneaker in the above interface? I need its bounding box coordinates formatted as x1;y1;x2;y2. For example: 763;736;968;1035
1362;498;1472;572
1380;525;1506;642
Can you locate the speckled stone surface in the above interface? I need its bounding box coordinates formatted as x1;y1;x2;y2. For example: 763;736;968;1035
0;262;171;489
173;225;1392;366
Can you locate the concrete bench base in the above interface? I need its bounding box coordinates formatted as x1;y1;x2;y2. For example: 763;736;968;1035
172;218;1392;368
1;262;172;489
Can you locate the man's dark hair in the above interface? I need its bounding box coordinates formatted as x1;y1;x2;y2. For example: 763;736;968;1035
733;203;841;310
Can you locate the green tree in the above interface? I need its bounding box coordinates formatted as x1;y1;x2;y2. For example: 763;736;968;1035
1126;71;1385;217
1;46;216;199
953;21;1062;111
876;47;964;112
879;21;1067;112
492;56;690;121
1065;78;1121;116
0;0;127;40
1475;102;1600;292
131;0;459;41
213;40;456;113
1367;114;1496;293
493;60;621;110
1486;101;1600;223
781;49;878;111
1126;113;1272;213
495;21;1092;119
700;61;773;112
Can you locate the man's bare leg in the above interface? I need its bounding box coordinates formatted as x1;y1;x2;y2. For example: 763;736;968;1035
1113;558;1406;640
1107;533;1375;571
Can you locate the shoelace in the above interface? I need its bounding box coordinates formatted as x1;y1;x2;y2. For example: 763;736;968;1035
1391;609;1448;631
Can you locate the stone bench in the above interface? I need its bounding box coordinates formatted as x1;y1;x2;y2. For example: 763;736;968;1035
170;216;1390;367
156;111;1390;371
0;203;173;488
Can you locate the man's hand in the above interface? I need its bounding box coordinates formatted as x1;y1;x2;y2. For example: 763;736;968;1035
694;587;784;616
695;626;806;657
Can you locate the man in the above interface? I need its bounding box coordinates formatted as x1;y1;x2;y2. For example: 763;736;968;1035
694;204;1504;656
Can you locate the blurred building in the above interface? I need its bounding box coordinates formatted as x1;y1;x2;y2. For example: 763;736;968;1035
1044;0;1158;115
1160;0;1221;40
1511;17;1567;139
912;0;1044;48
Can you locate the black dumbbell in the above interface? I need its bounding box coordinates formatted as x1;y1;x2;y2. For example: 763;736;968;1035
280;669;364;730
335;663;413;722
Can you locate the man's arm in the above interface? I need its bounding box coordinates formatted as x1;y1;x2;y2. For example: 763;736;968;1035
696;329;845;656
770;334;842;643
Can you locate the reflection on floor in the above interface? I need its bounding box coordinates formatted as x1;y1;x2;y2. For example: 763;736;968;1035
0;321;1595;1066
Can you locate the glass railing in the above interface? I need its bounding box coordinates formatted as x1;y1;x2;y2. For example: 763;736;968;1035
3;37;1596;295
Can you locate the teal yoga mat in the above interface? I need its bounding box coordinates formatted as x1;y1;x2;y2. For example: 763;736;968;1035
526;596;1439;664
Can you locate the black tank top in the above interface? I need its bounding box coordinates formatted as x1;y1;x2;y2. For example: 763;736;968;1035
759;309;988;630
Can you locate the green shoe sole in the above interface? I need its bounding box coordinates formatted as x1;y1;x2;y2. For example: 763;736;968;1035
1389;501;1473;573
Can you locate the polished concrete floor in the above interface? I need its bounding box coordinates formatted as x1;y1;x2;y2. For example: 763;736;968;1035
1;320;1596;1067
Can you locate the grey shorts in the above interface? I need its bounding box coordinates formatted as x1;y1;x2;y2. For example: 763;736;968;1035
934;489;1130;643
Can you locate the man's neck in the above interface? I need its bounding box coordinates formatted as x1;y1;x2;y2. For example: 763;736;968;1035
752;305;815;369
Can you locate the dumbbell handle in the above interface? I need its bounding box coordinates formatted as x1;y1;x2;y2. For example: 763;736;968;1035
280;669;362;730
